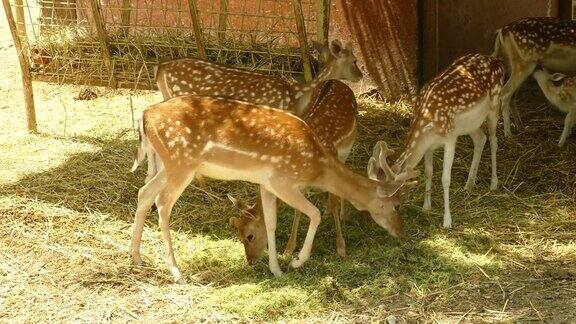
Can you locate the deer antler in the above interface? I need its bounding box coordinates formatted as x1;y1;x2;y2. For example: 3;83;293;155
371;141;419;186
372;141;396;181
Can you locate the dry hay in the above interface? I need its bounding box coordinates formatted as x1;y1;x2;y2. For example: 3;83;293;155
0;73;575;321
29;26;312;89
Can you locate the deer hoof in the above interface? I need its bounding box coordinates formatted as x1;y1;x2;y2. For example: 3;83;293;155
490;179;498;191
289;257;305;269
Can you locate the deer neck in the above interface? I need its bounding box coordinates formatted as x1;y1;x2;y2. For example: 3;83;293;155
292;63;336;116
317;158;376;211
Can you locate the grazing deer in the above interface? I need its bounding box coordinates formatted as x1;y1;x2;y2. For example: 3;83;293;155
493;17;576;137
155;39;363;116
532;67;576;146
380;54;505;228
129;95;413;282
228;80;357;264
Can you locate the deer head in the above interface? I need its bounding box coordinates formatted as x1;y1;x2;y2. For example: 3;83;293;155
312;39;363;83
227;194;267;265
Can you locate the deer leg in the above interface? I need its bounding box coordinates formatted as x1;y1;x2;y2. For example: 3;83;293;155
441;140;456;228
334;197;346;258
144;152;156;184
340;196;349;221
465;129;487;191
155;170;196;284
130;169;167;265
260;186;282;277
423;149;434;210
487;111;499;190
558;110;575;147
268;185;321;269
327;193;346;257
283;209;301;256
501;63;535;137
337;147;352;222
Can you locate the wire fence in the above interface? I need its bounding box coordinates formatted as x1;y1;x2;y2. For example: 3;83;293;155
11;0;323;89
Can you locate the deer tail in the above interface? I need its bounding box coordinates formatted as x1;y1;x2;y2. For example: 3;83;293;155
130;114;147;172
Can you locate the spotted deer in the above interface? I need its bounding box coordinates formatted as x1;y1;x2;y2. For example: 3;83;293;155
155;39;362;116
493;17;576;137
377;54;505;228
228;80;357;264
129;95;413;282
144;39;362;183
532;67;576;146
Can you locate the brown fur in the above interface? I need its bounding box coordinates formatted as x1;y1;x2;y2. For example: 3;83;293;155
229;80;359;264
131;94;409;280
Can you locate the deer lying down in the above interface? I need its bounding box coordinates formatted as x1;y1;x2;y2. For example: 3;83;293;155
130;95;413;282
532;68;576;147
379;54;505;228
228;80;358;264
494;17;576;137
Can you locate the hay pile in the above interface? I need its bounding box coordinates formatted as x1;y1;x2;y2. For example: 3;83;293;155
0;72;575;321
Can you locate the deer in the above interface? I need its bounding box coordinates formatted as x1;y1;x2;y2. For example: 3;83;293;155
227;79;357;264
129;95;415;283
374;53;505;228
144;39;363;184
154;39;362;116
532;67;576;146
493;17;576;137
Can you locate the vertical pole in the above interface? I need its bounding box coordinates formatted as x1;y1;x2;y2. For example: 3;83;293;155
121;0;131;37
187;0;206;58
217;0;228;44
2;0;37;133
315;0;329;44
89;0;117;88
292;0;312;81
13;0;28;51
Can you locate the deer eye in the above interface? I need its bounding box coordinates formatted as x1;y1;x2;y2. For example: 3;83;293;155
246;234;255;242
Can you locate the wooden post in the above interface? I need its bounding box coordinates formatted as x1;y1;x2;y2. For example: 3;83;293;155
315;0;330;45
187;0;206;58
121;0;131;37
217;0;228;44
89;0;117;88
2;0;37;133
292;0;312;81
13;0;28;51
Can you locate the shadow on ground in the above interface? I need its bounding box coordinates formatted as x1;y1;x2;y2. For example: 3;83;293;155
1;88;575;320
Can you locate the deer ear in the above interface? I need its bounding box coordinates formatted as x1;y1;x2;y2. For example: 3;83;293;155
367;157;379;180
227;194;245;210
329;39;343;57
312;41;330;62
229;216;241;228
551;72;566;82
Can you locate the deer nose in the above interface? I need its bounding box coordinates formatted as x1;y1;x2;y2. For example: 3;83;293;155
247;257;256;266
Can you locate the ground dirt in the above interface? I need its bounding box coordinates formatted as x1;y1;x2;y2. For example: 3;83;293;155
1;6;575;324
